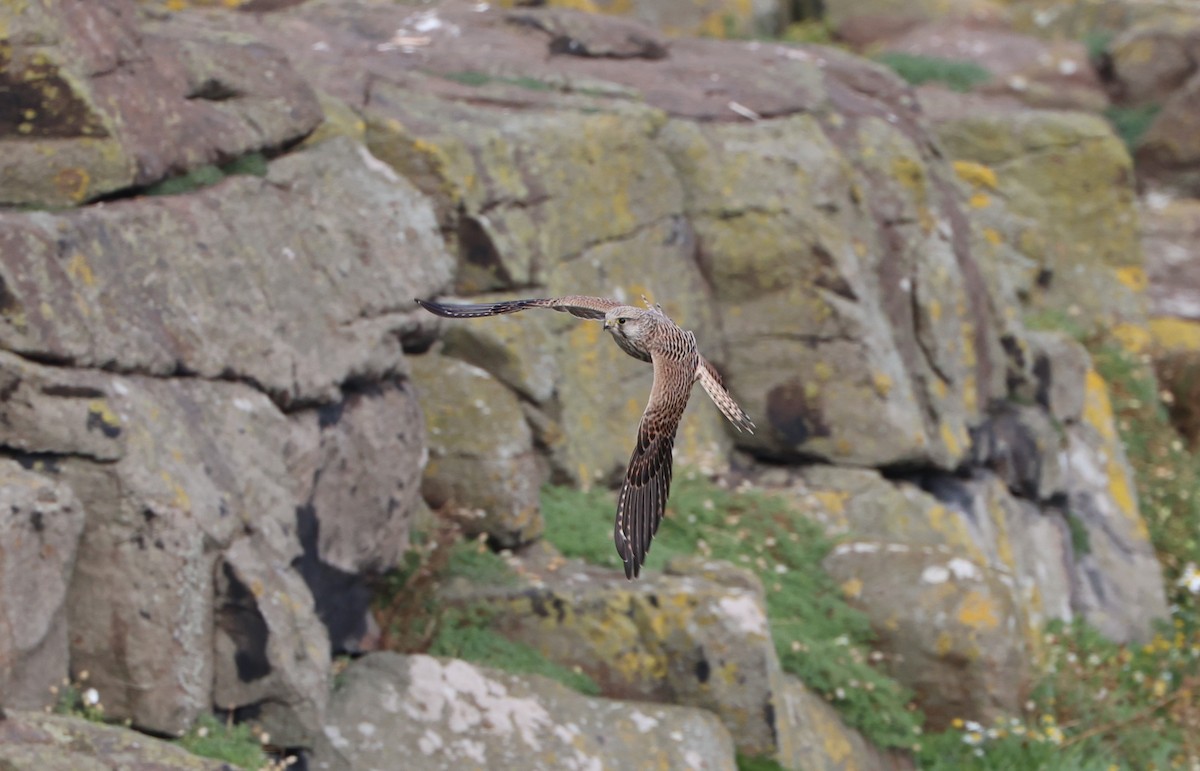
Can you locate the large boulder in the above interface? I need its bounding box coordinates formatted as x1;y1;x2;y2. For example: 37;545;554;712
932;108;1145;329
410;353;544;547
1135;73;1200;195
0;0;322;206
0;351;327;741
0;137;452;407
313;652;738;771
444;552;906;769
1103;14;1200;107
0;463;86;709
806;467;1061;727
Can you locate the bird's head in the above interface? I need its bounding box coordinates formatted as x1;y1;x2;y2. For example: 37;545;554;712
602;306;653;341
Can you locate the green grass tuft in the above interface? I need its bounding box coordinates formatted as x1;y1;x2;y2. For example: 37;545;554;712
429;610;601;695
177;713;272;769
541;476;922;749
875;52;992;92
1103;104;1160;153
144;152;269;197
736;752;790;771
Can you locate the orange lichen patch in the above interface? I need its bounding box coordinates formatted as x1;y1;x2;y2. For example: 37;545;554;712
940;421;964;457
67;252;96;287
840;577;863;599
1149;317;1200;352
953;160;998;190
54;167;90;202
872;371;893;398
957;590;1000;630
1114;265;1148;293
982;227;1003;246
1111;322;1152;354
811;489;849;515
1106;454;1141;530
1082;369;1118;442
969;192;991;209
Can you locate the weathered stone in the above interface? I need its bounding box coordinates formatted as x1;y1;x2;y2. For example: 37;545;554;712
1065;367;1169;642
493;0;785;39
0;350;330;740
470;561;782;756
1136;72;1200;195
822;0;1007;46
0;710;231;771
879;22;1108;111
1142;196;1200;320
0;137;452;406
0;0;323;206
0;463;86;710
1103;14;1200;107
410;354;543;547
213;537;331;748
286;380;427;576
313;652;737;771
777;675;916;771
933;108;1145;329
659;106;1001;468
365;88;681;293
1008;0;1200;40
1016;331;1091;425
969;402;1066;502
791;466;1074;725
439;295;563;405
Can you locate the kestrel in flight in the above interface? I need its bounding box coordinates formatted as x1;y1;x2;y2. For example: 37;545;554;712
415;294;755;579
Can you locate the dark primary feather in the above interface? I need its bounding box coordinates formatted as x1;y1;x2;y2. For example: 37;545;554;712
414;295;620;320
614;414;678;579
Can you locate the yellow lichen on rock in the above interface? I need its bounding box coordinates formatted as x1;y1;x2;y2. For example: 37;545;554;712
1149;317;1200;352
953;160;998;190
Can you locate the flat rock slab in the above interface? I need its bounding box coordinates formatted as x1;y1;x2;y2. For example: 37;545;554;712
314;652;737;771
0;137;452;406
0;0;323;206
0;710;229;771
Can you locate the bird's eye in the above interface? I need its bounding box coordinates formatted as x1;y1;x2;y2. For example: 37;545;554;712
618;317;627;325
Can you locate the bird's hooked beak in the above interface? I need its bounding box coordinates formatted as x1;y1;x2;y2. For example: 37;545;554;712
602;319;612;331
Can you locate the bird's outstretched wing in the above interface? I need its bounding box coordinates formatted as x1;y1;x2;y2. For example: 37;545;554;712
415;295;620;321
614;352;694;579
696;356;755;433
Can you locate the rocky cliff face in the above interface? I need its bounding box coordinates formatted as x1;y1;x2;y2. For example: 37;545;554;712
0;0;1192;769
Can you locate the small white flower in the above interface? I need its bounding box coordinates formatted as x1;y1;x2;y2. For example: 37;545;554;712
83;688;100;706
1178;563;1200;594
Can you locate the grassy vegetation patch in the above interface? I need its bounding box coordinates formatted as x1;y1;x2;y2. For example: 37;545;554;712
541;476;922;749
371;528;600;695
1104;104;1161;153
177;713;273;770
143;152;269;197
428;609;601;696
875;52;992;92
436;70;555;92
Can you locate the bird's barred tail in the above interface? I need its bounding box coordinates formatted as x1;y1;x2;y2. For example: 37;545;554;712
696;357;755;433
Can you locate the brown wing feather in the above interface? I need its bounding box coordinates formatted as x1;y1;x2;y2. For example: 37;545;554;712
614;355;693;579
415;295;620;320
